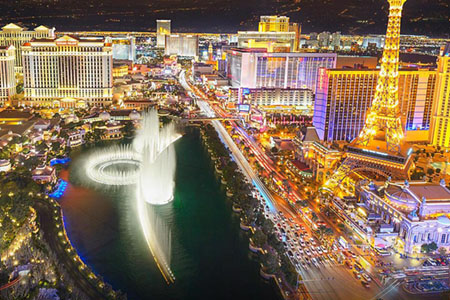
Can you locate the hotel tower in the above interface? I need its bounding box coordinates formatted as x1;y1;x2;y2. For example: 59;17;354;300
22;35;113;107
0;23;55;72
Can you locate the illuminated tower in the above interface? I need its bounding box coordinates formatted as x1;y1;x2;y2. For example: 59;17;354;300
321;0;412;194
356;0;406;153
157;20;171;48
208;42;213;61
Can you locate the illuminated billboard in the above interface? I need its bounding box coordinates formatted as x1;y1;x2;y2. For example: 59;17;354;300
238;104;251;113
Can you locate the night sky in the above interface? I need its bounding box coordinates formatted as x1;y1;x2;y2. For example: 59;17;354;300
0;0;449;36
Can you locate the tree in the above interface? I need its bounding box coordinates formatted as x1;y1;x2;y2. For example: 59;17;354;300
252;229;267;248
422;242;438;253
264;251;279;274
428;242;438;253
51;141;62;154
427;168;435;176
438;247;447;256
35;141;48;153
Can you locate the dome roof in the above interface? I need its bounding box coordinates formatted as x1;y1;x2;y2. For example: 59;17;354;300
438;215;450;226
384;183;417;211
99;111;110;121
64;114;79;124
90;106;100;114
129;110;140;121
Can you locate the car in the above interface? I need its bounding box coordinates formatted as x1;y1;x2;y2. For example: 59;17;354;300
316;247;323;255
353;271;361;279
298;248;304;254
354;264;363;273
309;238;316;245
348;251;357;258
345;260;353;269
300;241;306;247
361;280;370;288
321;246;328;253
312;258;320;267
362;273;371;282
305;249;312;256
288;250;294;257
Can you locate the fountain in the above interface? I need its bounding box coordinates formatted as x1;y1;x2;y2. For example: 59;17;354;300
83;109;180;284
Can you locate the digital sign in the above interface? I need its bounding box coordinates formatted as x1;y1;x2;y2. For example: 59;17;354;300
238;104;251;113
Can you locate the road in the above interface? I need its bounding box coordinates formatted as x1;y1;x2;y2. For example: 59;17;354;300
181;71;278;212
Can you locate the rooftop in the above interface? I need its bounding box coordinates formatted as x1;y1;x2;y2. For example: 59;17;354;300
409;183;450;203
0;110;33;120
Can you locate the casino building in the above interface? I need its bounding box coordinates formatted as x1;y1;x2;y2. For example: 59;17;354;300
0;23;55;71
360;180;450;254
0;45;16;105
313;68;437;143
22;35;113;107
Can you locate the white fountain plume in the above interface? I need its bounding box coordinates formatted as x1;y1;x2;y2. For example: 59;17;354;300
83;109;180;284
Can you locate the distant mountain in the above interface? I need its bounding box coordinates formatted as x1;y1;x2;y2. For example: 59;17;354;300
0;0;448;36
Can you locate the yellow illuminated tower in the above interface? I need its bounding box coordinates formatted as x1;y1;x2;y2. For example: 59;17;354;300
321;0;413;194
356;0;406;153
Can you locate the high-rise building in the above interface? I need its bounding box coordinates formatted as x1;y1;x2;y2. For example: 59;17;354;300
258;16;290;32
321;0;412;194
226;48;337;92
314;68;436;143
362;36;385;49
229;87;313;109
237;31;296;52
22;35;113;108
318;32;331;48
156;20;171;48
0;23;55;71
0;45;16;105
164;34;199;57
331;32;341;49
431;43;450;148
237;15;300;52
109;36;136;62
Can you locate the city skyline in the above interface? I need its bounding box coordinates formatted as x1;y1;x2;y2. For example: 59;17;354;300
1;0;450;299
1;0;449;36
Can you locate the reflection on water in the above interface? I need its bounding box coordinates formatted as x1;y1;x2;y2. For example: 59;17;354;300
59;130;279;300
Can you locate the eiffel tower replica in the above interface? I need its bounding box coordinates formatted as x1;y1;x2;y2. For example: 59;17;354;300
321;0;413;194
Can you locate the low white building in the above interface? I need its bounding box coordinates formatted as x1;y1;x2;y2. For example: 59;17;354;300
0;159;11;172
360;180;450;254
66;129;85;147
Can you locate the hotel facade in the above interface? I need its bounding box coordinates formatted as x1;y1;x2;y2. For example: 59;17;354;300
359;180;450;254
0;45;16;105
431;43;450;148
0;23;55;71
22;35;113;107
229;87;313;110
226;49;337;93
313;68;437;143
164;34;199;57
